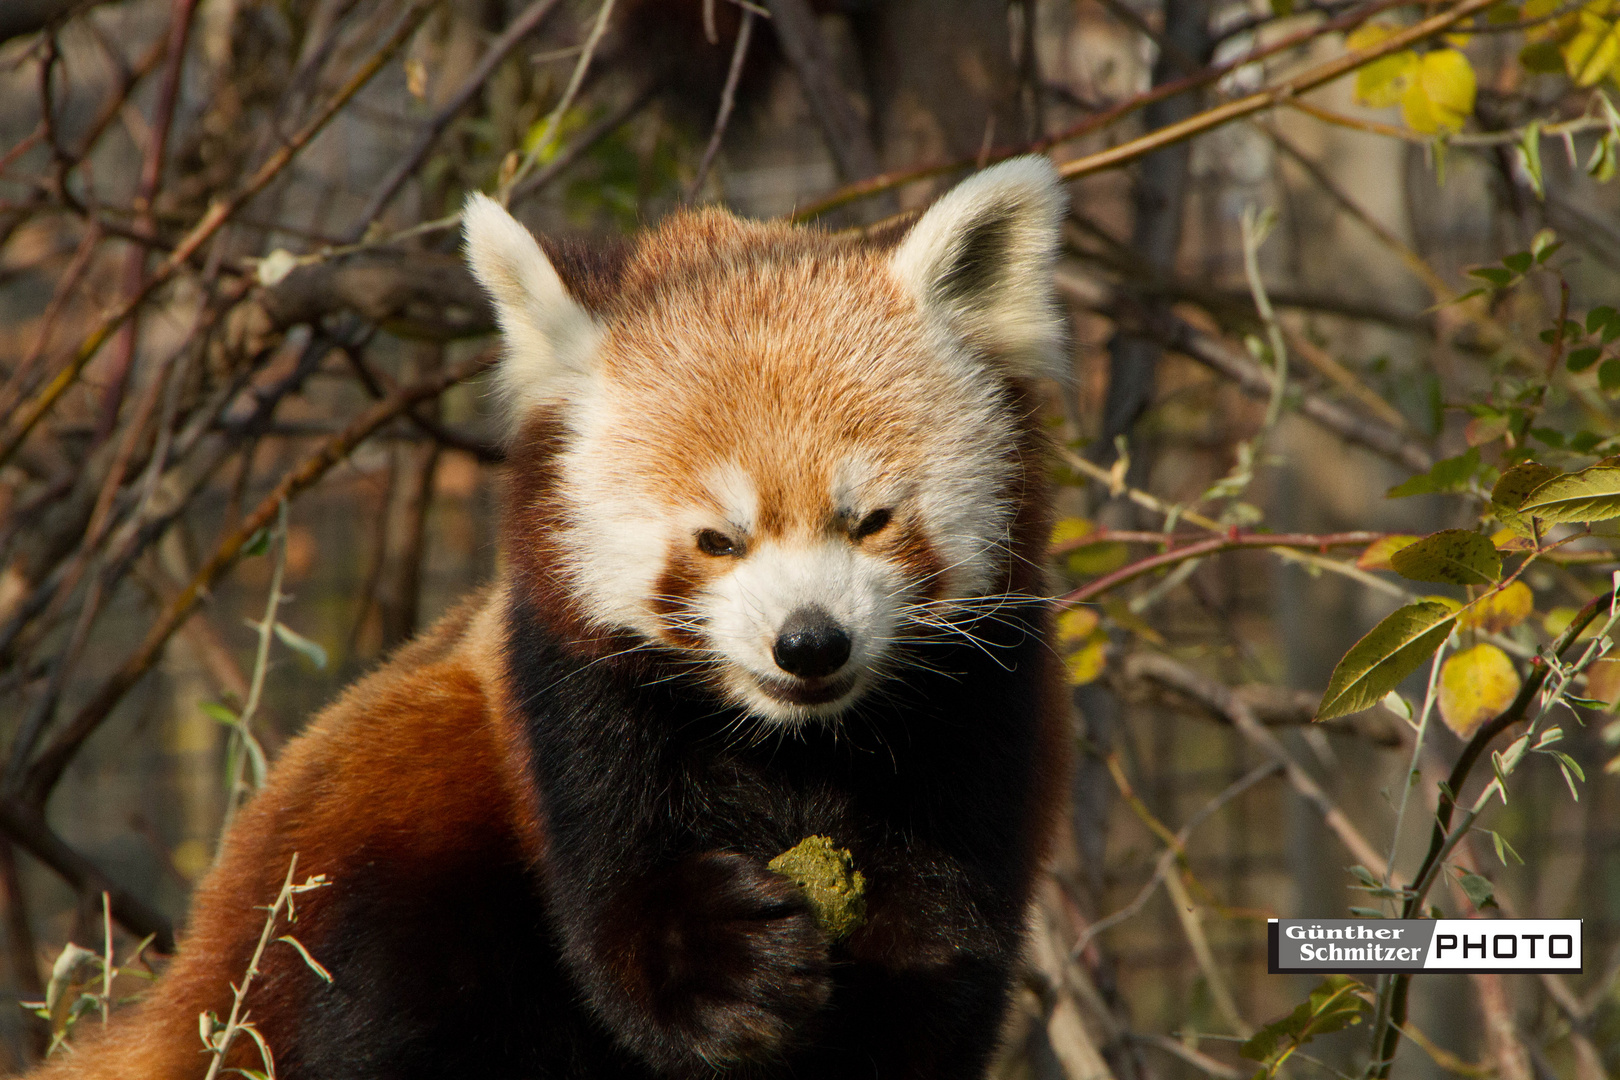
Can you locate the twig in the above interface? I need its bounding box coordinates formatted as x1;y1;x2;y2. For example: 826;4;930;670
0;0;432;470
1240;206;1288;432
1075;760;1280;953
791;0;1421;220
1128;651;1395;879
0;797;173;951
511;77;658;205
763;0;886;191
94;0;199;443
0;219;102;421
1130;1032;1244;1079
1288;96;1613;147
501;0;618;203
1263;120;1537;366
199;854;327;1080
216;502;288;850
351;0;567;238
687;8;755;202
1052;0;1499;182
1059;532;1383;606
19;351;494;807
1117;296;1435;472
1091;0;1202;75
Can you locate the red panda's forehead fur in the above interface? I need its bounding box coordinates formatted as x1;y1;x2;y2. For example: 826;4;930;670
578;210;985;534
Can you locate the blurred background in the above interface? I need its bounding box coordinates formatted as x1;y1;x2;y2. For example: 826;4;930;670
0;0;1618;1076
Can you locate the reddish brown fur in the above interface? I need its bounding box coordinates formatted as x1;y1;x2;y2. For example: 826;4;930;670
34;596;538;1079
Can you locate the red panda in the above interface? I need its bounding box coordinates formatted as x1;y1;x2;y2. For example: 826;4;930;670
34;157;1072;1079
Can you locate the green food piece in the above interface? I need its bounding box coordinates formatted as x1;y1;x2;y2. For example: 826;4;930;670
768;835;867;941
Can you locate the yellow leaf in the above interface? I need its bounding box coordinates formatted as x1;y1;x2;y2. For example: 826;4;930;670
1355;46;1420;109
1356;535;1422;570
1401;49;1476;134
1458;581;1534;633
1491;527;1534;551
1439;644;1522;736
1051;516;1096;547
1057;606;1100;644
1067;542;1129;577
1564;8;1620;85
1065;637;1108;685
1347;22;1397;49
1584;658;1620;707
1544;606;1600;639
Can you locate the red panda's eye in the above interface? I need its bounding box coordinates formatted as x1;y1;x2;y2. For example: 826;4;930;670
852;508;892;540
696;529;742;557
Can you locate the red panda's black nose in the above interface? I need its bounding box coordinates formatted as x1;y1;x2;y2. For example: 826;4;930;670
772;608;852;679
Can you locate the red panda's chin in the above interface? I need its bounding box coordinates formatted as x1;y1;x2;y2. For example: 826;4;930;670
751;671;859;707
722;667;866;723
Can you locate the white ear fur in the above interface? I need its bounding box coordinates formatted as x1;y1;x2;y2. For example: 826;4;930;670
890;156;1067;380
462;192;600;418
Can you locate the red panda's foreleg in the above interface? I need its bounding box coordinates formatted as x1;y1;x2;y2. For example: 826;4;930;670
551;850;832;1073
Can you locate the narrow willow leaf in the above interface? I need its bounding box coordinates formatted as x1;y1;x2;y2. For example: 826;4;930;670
1516;465;1620;523
276;935;334;983
1518;120;1545;197
1389;529;1502;586
1318;602;1457;720
273;622;329;670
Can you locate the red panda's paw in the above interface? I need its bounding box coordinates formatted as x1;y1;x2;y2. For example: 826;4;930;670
629;850;832;1071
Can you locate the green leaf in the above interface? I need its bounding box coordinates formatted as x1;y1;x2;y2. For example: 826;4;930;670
1457;871;1497;909
1241;977;1367;1066
1518;121;1545;198
242;529;272;558
1348;906;1387;917
1598;307;1620;344
1531;228;1561;261
273;622;328;670
1387;447;1480;498
1590;132;1618;181
1587;305;1616;334
1601;358;1620;392
276;934;333;983
1516;465;1620;522
1388;529;1502;586
1467;266;1515;287
1568;346;1603;372
1318;602;1458;720
1485;829;1525;866
1492;460;1560;535
200;702;240;726
1520;40;1567;72
1503;251;1533;274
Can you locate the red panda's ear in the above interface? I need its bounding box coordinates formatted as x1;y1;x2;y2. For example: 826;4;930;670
889;156;1067;381
462;193;601;424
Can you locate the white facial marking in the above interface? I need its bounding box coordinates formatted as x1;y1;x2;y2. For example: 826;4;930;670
700;462;759;537
701;537;906;723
